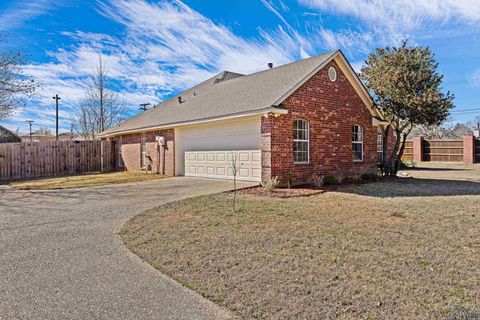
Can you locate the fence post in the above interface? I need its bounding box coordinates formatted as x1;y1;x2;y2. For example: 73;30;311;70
413;136;424;162
463;135;475;164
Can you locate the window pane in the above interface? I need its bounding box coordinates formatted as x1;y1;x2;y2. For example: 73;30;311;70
293;120;309;163
352;125;363;142
294;142;308;162
353;143;362;161
377;133;383;164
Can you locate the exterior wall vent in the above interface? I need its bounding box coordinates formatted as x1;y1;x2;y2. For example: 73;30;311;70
328;67;337;82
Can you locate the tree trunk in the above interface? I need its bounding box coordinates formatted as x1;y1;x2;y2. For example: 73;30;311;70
382;125;391;168
384;129;409;176
393;133;408;175
384;129;400;176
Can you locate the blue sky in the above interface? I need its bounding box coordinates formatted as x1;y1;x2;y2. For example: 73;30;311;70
0;0;479;134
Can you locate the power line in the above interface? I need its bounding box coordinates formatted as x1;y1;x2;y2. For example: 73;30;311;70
450;108;480;113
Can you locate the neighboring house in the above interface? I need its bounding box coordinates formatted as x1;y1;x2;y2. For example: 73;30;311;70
57;132;88;141
0;125;22;143
100;50;388;184
20;134;56;143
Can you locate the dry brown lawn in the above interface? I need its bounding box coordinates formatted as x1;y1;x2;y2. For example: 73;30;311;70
122;163;480;319
10;171;166;190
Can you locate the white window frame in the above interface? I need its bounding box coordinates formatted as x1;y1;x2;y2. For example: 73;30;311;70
293;119;310;164
140;132;146;168
352;124;364;162
377;128;384;164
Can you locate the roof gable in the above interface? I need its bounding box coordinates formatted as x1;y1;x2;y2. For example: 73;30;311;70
273;50;379;118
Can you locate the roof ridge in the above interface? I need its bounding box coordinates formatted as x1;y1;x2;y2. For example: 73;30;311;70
240;50;338;79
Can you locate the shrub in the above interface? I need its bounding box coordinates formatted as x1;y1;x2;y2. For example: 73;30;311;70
377;163;385;176
262;176;280;191
360;173;377;180
323;176;338;185
312;174;325;188
287;171;294;189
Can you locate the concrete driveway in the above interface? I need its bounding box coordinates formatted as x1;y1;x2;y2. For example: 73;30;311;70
0;177;255;320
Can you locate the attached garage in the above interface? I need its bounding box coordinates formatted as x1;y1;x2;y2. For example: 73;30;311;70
184;150;262;182
175;116;262;182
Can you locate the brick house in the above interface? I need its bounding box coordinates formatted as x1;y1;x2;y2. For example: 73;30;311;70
99;50;388;185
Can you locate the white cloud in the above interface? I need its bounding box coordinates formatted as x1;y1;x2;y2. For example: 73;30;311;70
300;0;480;44
9;0;313;132
470;70;480;88
319;29;373;55
300;0;480;27
0;0;60;31
259;0;312;57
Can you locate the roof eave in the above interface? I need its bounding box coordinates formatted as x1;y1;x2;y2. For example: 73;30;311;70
98;106;288;138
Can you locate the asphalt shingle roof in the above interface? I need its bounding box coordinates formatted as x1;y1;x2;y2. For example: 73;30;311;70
102;50;338;136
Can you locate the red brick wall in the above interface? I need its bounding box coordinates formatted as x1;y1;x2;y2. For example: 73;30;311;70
262;60;378;185
111;129;175;175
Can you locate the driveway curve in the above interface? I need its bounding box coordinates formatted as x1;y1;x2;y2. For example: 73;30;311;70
0;177;255;320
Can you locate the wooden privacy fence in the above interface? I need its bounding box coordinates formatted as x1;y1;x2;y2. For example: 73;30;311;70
423;140;463;162
476;139;480;163
0;140;116;181
402;141;414;161
402;136;478;163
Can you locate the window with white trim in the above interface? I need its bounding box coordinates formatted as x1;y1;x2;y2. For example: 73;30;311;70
293;119;309;163
352;124;364;161
140;133;146;168
377;127;384;164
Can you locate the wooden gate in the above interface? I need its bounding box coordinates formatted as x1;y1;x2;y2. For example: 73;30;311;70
476;139;480;163
422;140;463;162
0;140;116;181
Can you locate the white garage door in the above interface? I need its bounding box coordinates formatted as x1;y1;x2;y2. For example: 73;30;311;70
175;116;262;180
184;150;262;182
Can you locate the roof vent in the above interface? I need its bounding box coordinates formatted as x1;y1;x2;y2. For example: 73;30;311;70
268;63;273;69
178;96;183;103
328;67;337;82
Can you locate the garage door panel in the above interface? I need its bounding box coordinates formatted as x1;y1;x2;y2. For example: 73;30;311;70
252;152;261;162
185;150;261;182
175;117;262;177
252;168;262;178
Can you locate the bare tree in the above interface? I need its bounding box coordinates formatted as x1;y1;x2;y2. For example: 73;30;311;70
34;126;52;135
75;101;97;140
228;153;242;212
0;36;36;119
74;55;125;139
411;122;473;140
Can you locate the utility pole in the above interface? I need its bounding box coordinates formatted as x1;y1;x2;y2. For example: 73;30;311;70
139;103;151;111
25;120;34;142
52;94;61;141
